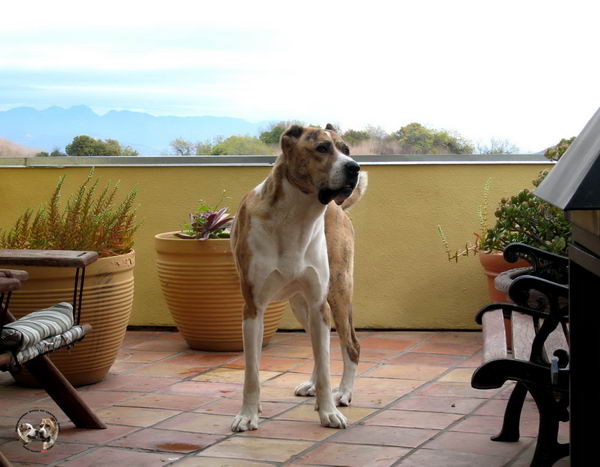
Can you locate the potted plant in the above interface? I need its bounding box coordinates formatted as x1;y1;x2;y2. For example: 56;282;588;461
439;137;573;302
154;197;286;351
0;169;138;386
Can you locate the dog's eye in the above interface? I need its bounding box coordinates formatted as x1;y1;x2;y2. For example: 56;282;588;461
316;144;330;154
341;145;350;155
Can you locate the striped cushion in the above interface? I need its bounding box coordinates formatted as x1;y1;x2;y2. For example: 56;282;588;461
0;303;74;351
10;325;87;368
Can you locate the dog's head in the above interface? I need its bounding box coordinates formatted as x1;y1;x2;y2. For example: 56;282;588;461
280;123;360;205
37;418;58;440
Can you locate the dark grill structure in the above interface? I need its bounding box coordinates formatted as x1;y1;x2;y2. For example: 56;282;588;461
535;107;600;465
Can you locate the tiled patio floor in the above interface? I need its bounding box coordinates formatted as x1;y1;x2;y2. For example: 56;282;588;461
0;331;570;466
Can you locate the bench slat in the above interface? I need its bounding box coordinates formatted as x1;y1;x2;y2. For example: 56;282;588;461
482;309;508;362
541;318;569;361
511;312;536;361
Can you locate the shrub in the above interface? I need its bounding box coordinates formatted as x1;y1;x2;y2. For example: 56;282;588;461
0;169;140;257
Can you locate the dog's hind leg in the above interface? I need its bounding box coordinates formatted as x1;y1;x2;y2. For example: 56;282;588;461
231;305;264;432
329;294;360;407
290;294;317;397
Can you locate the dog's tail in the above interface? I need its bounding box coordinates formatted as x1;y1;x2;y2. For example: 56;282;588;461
341;171;368;211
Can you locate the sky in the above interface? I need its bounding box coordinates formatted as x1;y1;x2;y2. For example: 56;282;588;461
1;0;599;152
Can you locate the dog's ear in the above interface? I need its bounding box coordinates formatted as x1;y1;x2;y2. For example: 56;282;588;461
325;123;336;132
283;125;304;139
281;125;304;152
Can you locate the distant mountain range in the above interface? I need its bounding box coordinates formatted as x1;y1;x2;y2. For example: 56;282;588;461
0;105;271;155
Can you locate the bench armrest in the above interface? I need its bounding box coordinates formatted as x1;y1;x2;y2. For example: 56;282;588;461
503;243;568;284
508;274;568;312
0;250;98;268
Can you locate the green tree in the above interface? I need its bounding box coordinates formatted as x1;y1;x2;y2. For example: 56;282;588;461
210;136;274;155
342;129;370;146
389;123;473;154
477;138;520;155
170;137;196;156
65;135;138;156
259;121;304;145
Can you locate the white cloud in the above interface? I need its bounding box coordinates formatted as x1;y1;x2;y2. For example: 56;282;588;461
1;0;600;151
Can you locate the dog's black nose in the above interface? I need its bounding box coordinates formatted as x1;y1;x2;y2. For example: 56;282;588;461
345;161;360;176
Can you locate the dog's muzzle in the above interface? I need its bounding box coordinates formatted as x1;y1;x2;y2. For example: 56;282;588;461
318;161;360;205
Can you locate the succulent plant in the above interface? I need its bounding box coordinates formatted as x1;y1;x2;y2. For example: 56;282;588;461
176;196;233;240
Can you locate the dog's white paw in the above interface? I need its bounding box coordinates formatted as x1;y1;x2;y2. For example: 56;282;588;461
318;407;348;429
294;381;316;397
231;413;259;432
334;388;352;407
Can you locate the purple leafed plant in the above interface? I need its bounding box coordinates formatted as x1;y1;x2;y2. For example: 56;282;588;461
176;202;234;241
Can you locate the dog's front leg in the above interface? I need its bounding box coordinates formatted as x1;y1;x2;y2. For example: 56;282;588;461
309;302;347;429
231;306;264;432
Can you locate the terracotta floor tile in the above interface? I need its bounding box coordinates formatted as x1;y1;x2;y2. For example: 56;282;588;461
128;334;190;352
417;382;499;399
59;446;182;466
424;431;533;457
121;331;172;347
175;458;272;466
458;351;485;368
155;412;233;435
397;448;510;467
290;359;377;376
363;363;448;380
296;442;409;466
364;409;461;429
275;403;376;424
474;398;538;418
95;406;180;427
58;423;139;444
438;368;476;383
229;385;305;403
130;362;211;378
427;332;483;344
0;439;91;464
412;342;482;356
116;349;178;363
192;368;281;384
239;419;335;441
262;372;341;389
62;390;143;408
261;345;314;359
108;427;224;452
358;336;422;351
160;381;243;398
198;437;313;463
82;374;181;392
225;355;306;372
108;361;145;375
449;415;506;435
165;352;242;367
119;393;214;411
331;347;402;362
386;352;465;367
196;399;296;418
335;424;438;448
391;395;484;414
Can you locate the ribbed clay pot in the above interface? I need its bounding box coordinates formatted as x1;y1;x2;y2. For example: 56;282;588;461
155;232;285;351
9;251;135;387
479;251;529;301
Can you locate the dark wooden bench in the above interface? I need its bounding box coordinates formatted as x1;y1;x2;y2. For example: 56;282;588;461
472;271;570;466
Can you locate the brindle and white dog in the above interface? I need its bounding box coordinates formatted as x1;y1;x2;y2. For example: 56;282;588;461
231;123;367;432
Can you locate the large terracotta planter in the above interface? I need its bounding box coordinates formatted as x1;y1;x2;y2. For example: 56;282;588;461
479;251;529;301
155;232;286;351
9;250;135;387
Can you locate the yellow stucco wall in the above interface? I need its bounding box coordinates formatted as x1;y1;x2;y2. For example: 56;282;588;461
0;161;549;329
